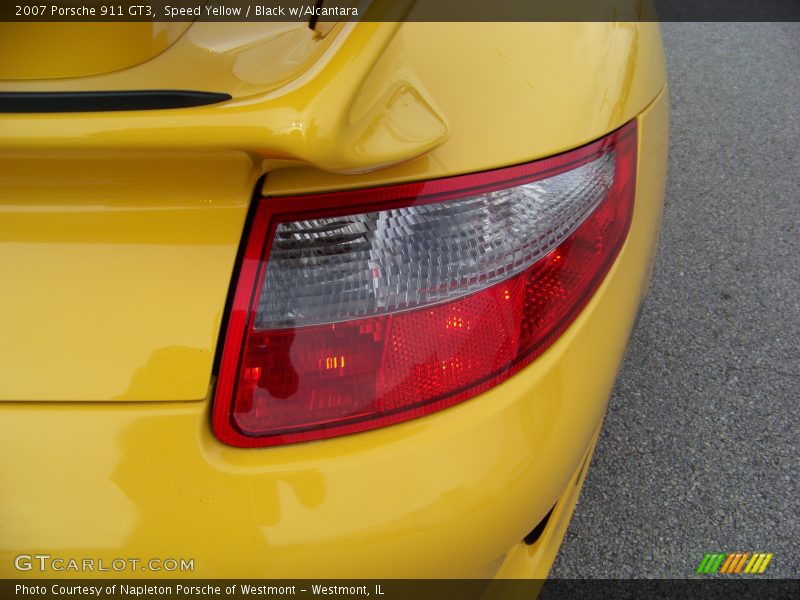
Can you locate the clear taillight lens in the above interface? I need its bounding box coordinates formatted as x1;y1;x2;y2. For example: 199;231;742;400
213;120;637;447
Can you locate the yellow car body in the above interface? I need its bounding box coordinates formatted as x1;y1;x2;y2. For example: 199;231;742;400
0;20;668;578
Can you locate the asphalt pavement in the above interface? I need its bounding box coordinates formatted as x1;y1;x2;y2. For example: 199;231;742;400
550;22;800;578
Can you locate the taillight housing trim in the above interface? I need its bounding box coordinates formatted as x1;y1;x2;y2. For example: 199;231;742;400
213;120;637;448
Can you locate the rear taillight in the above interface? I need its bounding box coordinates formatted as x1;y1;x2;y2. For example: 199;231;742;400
213;120;637;447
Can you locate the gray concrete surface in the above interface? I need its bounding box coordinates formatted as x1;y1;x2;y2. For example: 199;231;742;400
550;23;800;578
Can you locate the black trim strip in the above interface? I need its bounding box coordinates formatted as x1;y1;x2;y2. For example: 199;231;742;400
0;90;232;113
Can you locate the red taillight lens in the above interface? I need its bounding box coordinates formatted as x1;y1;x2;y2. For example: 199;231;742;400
214;121;637;447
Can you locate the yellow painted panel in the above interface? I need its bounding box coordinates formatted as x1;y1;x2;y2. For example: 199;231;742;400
0;21;667;576
0;152;259;400
0;23;190;80
0;89;668;576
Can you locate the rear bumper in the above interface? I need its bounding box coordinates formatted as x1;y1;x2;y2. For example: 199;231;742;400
0;89;667;579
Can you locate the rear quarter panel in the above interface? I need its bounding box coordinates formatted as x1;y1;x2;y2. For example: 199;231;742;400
0;21;667;578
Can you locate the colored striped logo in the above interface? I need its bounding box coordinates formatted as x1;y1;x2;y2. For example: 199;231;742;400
697;552;773;574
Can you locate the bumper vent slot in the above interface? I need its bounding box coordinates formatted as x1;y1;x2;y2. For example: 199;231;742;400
524;505;556;546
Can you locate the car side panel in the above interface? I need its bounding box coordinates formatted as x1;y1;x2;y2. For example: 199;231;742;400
0;87;668;578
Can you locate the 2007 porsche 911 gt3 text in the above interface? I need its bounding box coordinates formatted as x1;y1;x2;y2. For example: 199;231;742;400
0;14;667;579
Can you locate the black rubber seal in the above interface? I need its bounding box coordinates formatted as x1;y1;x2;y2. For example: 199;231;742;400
0;90;232;113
